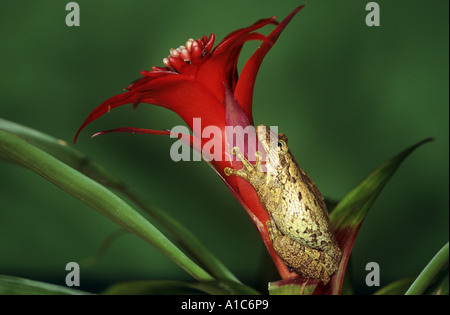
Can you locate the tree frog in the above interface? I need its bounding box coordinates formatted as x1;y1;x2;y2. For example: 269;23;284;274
224;125;341;284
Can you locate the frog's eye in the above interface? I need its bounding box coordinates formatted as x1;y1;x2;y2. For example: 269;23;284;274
277;140;288;154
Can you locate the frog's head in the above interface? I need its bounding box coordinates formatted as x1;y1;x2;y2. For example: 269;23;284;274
256;125;289;171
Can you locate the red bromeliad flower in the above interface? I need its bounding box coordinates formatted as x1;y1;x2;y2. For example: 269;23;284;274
75;5;372;294
75;5;305;280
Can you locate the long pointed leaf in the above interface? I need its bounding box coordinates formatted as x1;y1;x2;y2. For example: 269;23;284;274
0;275;91;295
330;138;434;228
405;242;449;295
0;118;238;283
0;118;125;190
374;277;415;295
0;129;213;282
326;138;434;294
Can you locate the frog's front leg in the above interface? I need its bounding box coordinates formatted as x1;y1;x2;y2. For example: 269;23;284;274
267;220;334;284
224;147;267;193
224;146;282;211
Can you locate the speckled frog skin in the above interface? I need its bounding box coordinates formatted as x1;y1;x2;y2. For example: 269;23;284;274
224;125;341;284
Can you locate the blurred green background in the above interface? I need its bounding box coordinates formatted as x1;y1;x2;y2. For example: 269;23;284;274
0;0;448;294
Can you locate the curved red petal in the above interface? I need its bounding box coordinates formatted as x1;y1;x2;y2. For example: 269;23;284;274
204;33;215;54
91;127;173;138
201;16;276;99
74;92;142;144
74;75;227;143
196;32;267;110
235;5;305;118
136;78;226;131
213;16;277;54
91;126;213;161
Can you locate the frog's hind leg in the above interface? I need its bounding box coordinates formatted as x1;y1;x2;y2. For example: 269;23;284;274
267;220;333;284
267;219;282;243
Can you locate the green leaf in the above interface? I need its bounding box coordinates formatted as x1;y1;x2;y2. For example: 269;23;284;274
0;118;125;190
405;242;449;295
427;269;449;295
102;280;259;295
0;129;213;282
374;277;415;295
0;118;239;283
330;137;434;229
0;275;91;295
325;138;433;295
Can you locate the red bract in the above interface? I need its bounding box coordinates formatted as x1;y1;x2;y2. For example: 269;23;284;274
75;6;305;280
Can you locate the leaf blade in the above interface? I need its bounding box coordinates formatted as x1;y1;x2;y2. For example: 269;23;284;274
0;129;213;282
326;138;434;295
0;275;91;295
373;277;415;295
405;242;449;295
0;118;239;283
330;137;434;229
